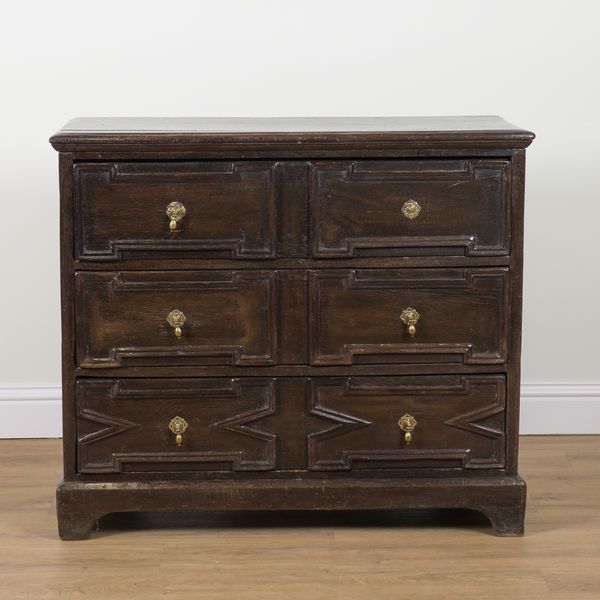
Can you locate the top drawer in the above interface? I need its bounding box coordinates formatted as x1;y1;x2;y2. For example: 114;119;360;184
74;161;277;260
311;159;511;257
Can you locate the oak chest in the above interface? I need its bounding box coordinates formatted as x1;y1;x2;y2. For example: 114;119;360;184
51;116;534;539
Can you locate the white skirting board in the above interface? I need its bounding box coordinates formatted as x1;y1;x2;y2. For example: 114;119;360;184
0;383;599;438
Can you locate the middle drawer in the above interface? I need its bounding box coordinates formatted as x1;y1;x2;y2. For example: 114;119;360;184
75;270;277;368
75;268;509;369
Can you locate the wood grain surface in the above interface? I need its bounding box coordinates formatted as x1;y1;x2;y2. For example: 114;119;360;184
49;116;535;155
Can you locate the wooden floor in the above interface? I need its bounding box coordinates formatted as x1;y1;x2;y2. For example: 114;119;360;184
1;437;599;599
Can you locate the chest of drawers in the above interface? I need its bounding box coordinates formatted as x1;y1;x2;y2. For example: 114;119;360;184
51;116;534;539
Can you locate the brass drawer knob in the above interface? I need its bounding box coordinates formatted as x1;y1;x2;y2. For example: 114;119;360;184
166;201;186;231
401;199;421;220
398;414;417;444
400;307;420;336
167;309;186;338
168;416;188;446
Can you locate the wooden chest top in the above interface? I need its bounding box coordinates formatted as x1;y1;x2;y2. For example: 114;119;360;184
50;116;534;152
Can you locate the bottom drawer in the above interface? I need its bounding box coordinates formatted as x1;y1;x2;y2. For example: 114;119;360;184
76;375;506;474
308;375;506;471
76;378;278;473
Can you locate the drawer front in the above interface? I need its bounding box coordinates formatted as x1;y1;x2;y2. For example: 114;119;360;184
74;161;276;260
308;375;506;470
311;160;510;257
77;375;505;474
75;271;276;368
76;378;277;473
310;268;508;365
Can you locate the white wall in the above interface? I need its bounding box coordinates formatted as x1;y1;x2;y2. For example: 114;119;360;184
1;0;599;435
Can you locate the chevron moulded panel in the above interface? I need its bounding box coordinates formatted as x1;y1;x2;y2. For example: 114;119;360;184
76;378;277;473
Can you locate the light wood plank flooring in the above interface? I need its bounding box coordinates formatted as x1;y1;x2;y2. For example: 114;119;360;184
1;436;599;599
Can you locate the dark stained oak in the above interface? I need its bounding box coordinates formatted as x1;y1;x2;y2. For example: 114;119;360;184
310;160;511;257
75;161;277;260
50;116;535;150
75;270;278;367
310;268;509;365
56;476;527;541
76;378;278;473
50;117;534;158
75;375;506;476
74;158;512;262
52;116;533;539
306;375;506;471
